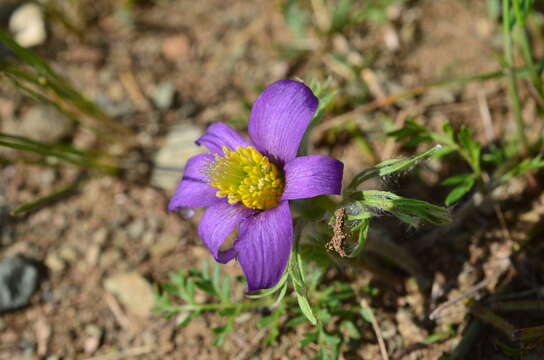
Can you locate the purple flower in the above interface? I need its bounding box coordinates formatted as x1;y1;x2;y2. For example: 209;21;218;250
168;80;344;291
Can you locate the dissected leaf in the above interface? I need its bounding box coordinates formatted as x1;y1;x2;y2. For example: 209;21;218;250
443;174;476;205
346;145;442;191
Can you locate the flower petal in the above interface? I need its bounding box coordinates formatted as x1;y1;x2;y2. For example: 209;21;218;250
235;201;292;291
282;155;344;200
199;202;254;263
196;122;251;155
168;154;220;210
248;80;318;163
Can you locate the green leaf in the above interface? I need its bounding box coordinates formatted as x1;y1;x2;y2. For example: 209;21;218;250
346;145;442;192
0;30;130;139
500;156;544;183
176;311;197;327
10;177;85;216
257;315;276;328
423;327;455;344
245;271;288;299
300;331;318;347
288;236;307;292
457;126;481;171
317;308;332;323
340;320;361;339
442;173;475;186
443;174;476;205
282;0;310;39
387;119;432;147
442;122;455;140
286;315;307;328
344;217;370;258
0;133;118;174
272;280;289;307
186;279;195;301
360;304;374;323
221;276;231;301
331;0;353;32
193;280;217;296
212;262;221;290
320;329;341;345
360;190;452;226
296;294;317;325
200;259;209;279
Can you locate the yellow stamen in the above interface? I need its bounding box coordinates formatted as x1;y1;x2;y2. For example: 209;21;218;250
205;146;284;210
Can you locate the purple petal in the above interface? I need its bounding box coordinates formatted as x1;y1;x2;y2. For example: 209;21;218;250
199;202;254;263
235;201;292;291
282;155;344;200
196;122;251;155
168;154;220;210
248;80;318;163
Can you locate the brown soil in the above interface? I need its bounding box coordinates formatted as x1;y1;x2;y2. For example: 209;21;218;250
1;0;544;359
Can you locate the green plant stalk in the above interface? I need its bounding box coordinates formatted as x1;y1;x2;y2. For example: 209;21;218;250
503;0;529;154
431;129;481;176
512;0;543;98
10;178;86;216
164;298;273;312
491;300;544;312
468;300;515;340
513;325;544;341
0;31;131;139
0;139;118;174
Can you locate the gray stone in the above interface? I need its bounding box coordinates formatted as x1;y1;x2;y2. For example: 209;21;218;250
9;3;46;47
99;249;121;268
151;123;202;191
0;188;13;246
127;219;145;240
45;252;65;273
150;236;178;257
18;106;74;143
104;272;155;318
0;256;39;312
83;324;103;354
151;82;175;111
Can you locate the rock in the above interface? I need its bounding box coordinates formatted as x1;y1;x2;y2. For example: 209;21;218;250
9;3;46;47
161;34;190;61
34;317;51;357
150;236;178;258
83;324;103;354
85;244;100;266
0;190;13;247
99;249;121;268
127;219;145;240
17;106;74;143
104;272;155;318
0;256;39;312
151;82;175;111
151;123;202;191
45;252;65;273
58;244;78;263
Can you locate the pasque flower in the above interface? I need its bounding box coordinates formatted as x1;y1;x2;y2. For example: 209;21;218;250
169;80;343;291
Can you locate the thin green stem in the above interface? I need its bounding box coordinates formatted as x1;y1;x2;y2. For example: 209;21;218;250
164;298;273;314
503;0;529;154
512;0;543;99
10;177;87;216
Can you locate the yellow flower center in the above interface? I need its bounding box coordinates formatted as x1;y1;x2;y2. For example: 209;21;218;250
205;146;284;210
